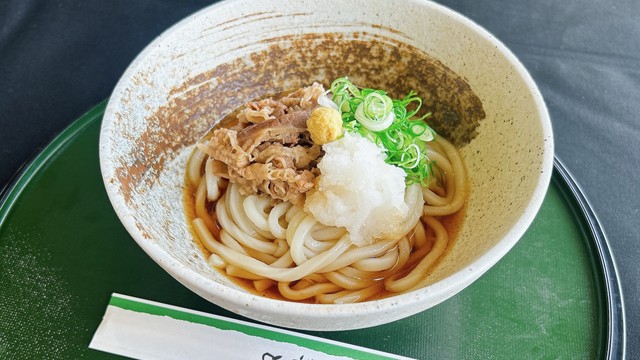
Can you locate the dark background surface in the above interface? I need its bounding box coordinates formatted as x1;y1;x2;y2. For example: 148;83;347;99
1;0;638;358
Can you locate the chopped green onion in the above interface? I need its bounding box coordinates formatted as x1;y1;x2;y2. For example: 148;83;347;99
354;92;395;131
409;122;427;136
328;77;437;186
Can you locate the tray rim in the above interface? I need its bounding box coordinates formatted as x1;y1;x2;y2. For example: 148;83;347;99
0;101;627;359
552;157;626;359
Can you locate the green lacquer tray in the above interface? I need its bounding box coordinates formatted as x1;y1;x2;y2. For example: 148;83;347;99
0;102;625;359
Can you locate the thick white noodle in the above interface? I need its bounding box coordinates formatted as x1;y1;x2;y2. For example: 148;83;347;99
318;237;399;273
423;137;467;216
422;148;454;206
267;202;292;239
384;216;448;292
227;184;273;240
289;214;319;265
243;195;271;232
205;157;221;201
187;147;206;187
215;192;278;254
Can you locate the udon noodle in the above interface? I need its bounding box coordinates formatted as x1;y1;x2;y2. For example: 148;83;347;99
185;80;467;304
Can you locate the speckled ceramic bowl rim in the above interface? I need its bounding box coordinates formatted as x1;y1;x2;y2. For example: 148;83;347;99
100;0;553;327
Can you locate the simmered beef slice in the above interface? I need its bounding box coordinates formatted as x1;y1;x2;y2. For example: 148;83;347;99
201;83;326;205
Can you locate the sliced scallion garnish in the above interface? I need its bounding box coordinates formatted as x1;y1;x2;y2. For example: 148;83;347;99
329;77;437;186
354;92;395;131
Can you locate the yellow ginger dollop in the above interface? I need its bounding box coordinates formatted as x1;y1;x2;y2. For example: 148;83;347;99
307;107;342;145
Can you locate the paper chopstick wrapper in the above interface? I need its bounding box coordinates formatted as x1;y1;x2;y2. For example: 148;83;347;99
89;293;413;360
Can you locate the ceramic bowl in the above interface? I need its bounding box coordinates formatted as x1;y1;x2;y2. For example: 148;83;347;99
100;0;553;330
